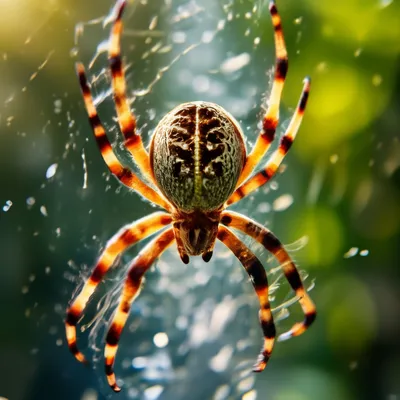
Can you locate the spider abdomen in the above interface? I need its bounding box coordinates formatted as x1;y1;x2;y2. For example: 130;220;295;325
150;101;246;212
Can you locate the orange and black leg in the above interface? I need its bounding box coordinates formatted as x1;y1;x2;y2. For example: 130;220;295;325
221;211;316;340
236;0;288;187
104;228;175;392
217;225;276;372
227;77;310;206
76;63;172;211
65;212;172;364
108;0;154;184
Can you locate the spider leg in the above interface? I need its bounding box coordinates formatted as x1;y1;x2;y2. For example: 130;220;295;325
104;228;175;392
227;77;310;206
236;0;288;187
76;63;172;211
217;225;276;372
109;0;154;184
221;211;316;341
65;212;172;365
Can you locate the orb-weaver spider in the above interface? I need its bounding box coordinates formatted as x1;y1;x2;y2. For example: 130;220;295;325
66;0;316;392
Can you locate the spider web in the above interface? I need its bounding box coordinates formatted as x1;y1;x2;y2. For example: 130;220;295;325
68;1;314;399
0;0;311;399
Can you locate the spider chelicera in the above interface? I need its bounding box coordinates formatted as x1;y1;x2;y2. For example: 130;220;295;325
66;0;316;392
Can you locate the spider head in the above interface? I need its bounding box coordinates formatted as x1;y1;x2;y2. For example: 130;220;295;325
173;210;220;261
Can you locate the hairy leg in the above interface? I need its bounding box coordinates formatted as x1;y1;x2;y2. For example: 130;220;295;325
65;212;172;364
228;77;310;206
104;228;175;392
221;211;316;340
108;0;155;184
217;225;276;372
76;63;172;211
236;0;288;187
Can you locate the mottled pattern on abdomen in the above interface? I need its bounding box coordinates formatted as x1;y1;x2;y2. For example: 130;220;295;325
150;101;246;212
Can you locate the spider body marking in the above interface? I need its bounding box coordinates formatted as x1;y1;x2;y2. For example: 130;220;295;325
66;0;316;392
151;101;246;258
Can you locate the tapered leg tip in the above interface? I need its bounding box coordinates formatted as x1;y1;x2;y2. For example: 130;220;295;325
252;361;266;373
111;385;121;393
277;331;293;342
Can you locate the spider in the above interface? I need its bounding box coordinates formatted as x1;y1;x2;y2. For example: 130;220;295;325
66;0;316;392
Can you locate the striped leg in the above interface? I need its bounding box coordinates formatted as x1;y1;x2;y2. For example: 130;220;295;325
104;228;175;392
65;212;172;365
108;0;154;184
221;211;316;341
236;0;288;188
227;77;310;206
217;226;276;372
76;63;172;211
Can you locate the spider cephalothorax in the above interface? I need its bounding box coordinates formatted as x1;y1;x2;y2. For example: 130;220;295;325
67;0;316;392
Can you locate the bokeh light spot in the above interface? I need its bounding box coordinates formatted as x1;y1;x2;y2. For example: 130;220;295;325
326;275;377;356
287;206;344;267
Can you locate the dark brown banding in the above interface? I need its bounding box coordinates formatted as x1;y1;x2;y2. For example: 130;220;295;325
78;72;88;91
235;187;245;199
65;213;172;368
106;324;121;346
115;168;132;181
90;263;106;284
105;364;114;376
93;132;112;153
125;134;140;147
246;259;268;291
262;118;277;142
107;0;161;189
121;301;130;314
88;113;103;131
269;2;278;15
66;309;80;326
102;228;175;391
221;211;317;342
299;91;309;112
69;342;81;355
305;311;317;327
280;135;293;153
261;231;281;252
76;62;171;209
160;215;173;225
261;319;276;339
109;56;122;75
276;57;288;80
217;225;276;371
128;264;147;283
221;215;232;225
260;169;272;180
119;230;136;245
274;22;282;32
115;0;126;20
120;119;136;139
217;228;228;242
285;267;303;292
226;1;289;197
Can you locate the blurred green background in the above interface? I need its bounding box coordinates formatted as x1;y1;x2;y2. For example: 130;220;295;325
0;0;399;399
